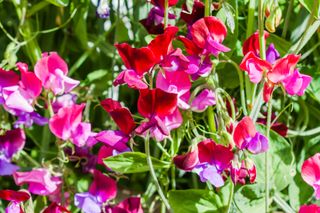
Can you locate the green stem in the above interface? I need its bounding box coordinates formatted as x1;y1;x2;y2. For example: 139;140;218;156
258;0;266;60
221;54;248;115
265;95;273;213
20;150;40;167
204;0;211;17
207;106;216;135
145;133;171;210
164;0;169;28
287;126;320;137
273;193;295;213
226;181;234;213
246;0;256;38
281;0;293;38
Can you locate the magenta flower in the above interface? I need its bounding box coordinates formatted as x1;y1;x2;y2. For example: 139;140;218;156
49;104;92;147
174;146;199;171
42;202;70;213
13;168;61;196
75;170;117;213
0;129;25;176
0;63;42;114
282;69;312;96
135;88;178;137
299;204;320;213
194;139;234;187
191;89;216;112
34;52;79;95
301;153;320;199
231;158;256;185
156;70;191;109
233;116;268;154
52;93;77;113
105;197;144;213
185;55;212;80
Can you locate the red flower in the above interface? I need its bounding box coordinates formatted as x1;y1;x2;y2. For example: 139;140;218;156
100;98;135;135
43;203;70;213
151;0;178;8
180;1;205;25
115;43;156;75
148;26;179;63
174;146;199;171
242;31;269;56
0;190;30;202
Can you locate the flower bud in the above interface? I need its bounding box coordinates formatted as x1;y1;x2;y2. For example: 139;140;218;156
173;146;199;171
220;131;233;147
265;0;282;33
231;158;256;185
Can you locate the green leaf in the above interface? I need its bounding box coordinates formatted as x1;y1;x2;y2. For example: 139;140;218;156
222;2;235;34
234;183;265;213
168;186;230;213
185;0;195;14
103;152;170;173
288;174;314;211
253;125;295;192
299;0;320;18
45;0;69;7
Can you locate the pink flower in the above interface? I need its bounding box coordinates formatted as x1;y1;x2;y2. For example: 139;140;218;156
34;52;79;95
233;116;268;154
191;17;229;55
191;89;216;112
13;168;61;196
301;153;320;199
0;63;42;114
231;158;256;185
156;70;191;109
174;146;199;171
282;69;312;96
49;104;92;147
75;170;117;213
135;88;178;137
299;204;320;213
105;197;144;213
42;202;70;213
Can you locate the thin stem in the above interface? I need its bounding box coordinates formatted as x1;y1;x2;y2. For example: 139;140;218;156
20;150;40;167
145;133;171;210
265;95;273;213
273;193;296;213
281;0;294;38
204;0;211;17
258;0;266;60
207;106;216;135
287;126;320;137
246;0;256;38
164;0;169;28
226;181;234;213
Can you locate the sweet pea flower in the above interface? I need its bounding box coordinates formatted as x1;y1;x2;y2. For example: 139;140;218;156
13;168;61;196
52;93;77;113
42;203;70;213
156;70;191;109
185;55;212;80
179;17;230;57
49;104;92;147
96;0;110;19
231;158;256;185
0;63;42;114
0;129;25;176
135;88;178;138
194;139;234;187
114;43;155;89
140;6;176;34
301;153;320;199
233;116;268;154
191;89;216;112
0;190;30;213
242;31;269;56
75;170;117;213
180;1;205;26
34;52;79;95
299;204;320;213
282;69;312;96
105;197;144;213
174;145;199;171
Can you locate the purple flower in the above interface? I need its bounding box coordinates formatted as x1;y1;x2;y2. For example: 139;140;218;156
96;0;110;19
191;89;216;112
14;111;48;128
266;43;280;64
